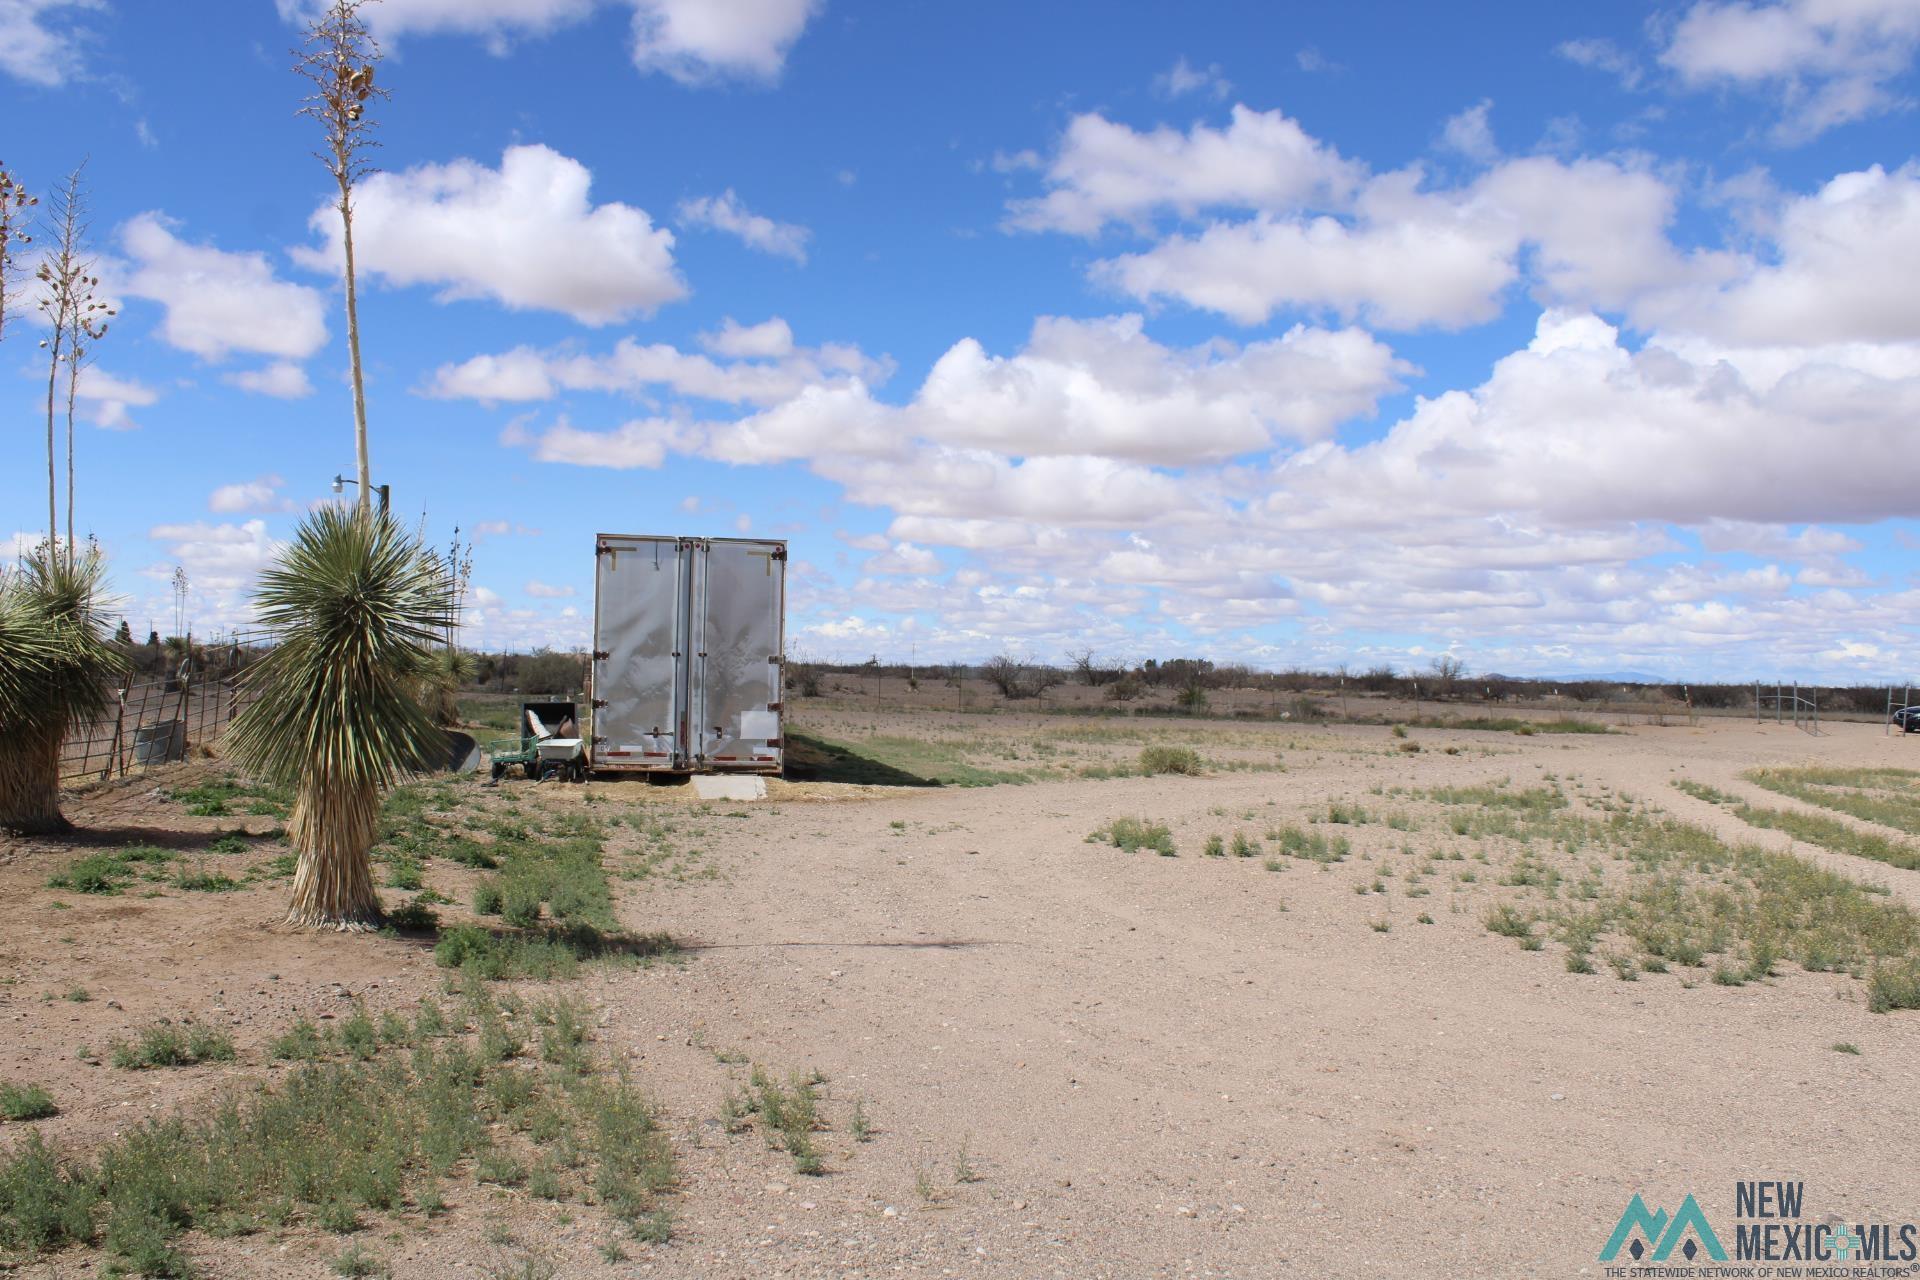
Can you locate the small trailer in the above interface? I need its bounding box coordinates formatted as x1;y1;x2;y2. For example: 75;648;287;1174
589;534;785;776
484;700;585;781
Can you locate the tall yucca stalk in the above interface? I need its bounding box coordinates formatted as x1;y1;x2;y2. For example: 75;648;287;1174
0;544;125;835
227;508;452;930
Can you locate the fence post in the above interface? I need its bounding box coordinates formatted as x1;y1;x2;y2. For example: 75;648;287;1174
174;670;191;760
102;674;131;781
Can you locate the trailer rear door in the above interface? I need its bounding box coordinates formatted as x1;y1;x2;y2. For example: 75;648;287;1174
688;538;784;773
591;534;689;771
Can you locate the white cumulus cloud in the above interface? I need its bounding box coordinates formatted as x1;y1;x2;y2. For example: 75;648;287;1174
628;0;819;84
1006;105;1363;236
0;0;100;87
209;475;296;515
120;213;329;361
223;362;314;399
277;0;819;82
677;189;809;262
296;144;686;326
425;324;886;406
1152;56;1231;101
73;368;159;430
1658;0;1920;140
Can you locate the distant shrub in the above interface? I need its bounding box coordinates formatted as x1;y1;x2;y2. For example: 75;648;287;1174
1139;746;1203;776
1869;959;1920;1013
0;1083;56;1121
384;901;440;932
1090;818;1177;857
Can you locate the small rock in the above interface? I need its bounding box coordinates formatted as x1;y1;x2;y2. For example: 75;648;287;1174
882;1206;898;1217
1550;1092;1565;1102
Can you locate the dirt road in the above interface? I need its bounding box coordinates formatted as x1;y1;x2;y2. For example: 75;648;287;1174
595;716;1920;1278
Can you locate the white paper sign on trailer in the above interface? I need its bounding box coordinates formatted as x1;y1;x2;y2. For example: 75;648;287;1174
590;534;785;775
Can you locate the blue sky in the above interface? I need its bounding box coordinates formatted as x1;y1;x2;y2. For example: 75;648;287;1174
3;0;1918;681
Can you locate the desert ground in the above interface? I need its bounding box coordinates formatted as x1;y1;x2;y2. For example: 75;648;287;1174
4;698;1919;1279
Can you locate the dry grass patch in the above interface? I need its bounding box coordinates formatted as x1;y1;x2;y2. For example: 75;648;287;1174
1743;766;1920;837
0;985;675;1274
1429;784;1920;1009
1676;779;1920;871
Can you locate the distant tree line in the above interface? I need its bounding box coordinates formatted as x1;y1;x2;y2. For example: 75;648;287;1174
770;650;1904;716
431;645;1903;718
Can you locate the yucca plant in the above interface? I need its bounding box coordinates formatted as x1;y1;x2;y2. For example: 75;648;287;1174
0;544;125;834
227;508;453;929
418;645;476;728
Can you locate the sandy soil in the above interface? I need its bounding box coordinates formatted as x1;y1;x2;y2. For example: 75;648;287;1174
3;712;1918;1278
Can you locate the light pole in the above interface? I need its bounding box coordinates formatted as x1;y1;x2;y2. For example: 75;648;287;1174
331;473;389;515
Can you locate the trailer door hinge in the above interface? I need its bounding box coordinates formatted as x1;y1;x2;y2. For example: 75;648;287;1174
591;650;609;661
591;699;607;709
768;702;783;713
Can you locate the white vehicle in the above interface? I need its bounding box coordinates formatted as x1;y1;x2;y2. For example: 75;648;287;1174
589;534;786;775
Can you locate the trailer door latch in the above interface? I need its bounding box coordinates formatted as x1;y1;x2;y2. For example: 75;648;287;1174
591;650;609;661
591;699;607;709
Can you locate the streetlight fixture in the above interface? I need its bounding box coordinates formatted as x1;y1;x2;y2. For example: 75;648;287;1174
331;473;390;515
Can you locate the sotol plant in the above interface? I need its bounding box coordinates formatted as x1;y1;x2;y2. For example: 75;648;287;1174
226;508;453;929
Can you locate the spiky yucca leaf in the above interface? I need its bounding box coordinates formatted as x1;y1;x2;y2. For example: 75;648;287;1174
0;572;66;727
0;544;127;834
229;508;453;788
419;645;477;728
227;508;453;928
19;544;124;725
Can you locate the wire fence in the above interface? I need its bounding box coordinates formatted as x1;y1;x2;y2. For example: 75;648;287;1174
58;629;279;785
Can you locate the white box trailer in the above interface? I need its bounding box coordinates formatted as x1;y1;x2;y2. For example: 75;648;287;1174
590;534;786;775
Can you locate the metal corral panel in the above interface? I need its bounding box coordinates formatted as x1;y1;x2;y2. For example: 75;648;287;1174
591;534;690;773
689;538;785;773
